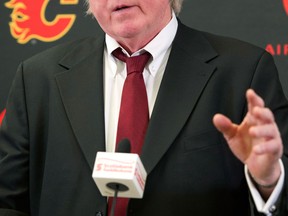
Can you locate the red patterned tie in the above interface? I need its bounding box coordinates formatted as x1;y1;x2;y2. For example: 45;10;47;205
108;48;151;216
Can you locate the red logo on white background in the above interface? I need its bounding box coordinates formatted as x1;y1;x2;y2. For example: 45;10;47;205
283;0;288;15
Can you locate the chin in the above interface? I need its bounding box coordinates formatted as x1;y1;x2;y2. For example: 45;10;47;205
115;26;142;38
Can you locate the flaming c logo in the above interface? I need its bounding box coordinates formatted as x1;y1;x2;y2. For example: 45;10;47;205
5;0;78;44
283;0;288;15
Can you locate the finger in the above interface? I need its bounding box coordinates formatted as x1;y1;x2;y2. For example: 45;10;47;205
253;138;283;156
245;111;258;126
252;107;275;124
249;123;280;139
246;89;265;113
213;113;237;140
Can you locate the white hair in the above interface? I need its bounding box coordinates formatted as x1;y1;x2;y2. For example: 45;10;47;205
170;0;184;15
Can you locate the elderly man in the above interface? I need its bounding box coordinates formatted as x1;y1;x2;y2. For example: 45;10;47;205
0;0;287;215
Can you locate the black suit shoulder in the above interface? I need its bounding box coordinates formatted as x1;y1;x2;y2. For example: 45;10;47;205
22;34;104;78
202;31;264;54
178;21;268;60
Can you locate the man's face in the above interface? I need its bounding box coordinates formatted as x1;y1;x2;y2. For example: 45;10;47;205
89;0;172;50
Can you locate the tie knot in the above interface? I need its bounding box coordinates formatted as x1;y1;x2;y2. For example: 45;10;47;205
112;48;151;75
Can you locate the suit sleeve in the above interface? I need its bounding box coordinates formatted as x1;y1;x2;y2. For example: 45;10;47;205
249;51;288;215
0;63;30;215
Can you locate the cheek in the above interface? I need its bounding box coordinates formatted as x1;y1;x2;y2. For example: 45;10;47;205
88;0;106;17
88;2;110;28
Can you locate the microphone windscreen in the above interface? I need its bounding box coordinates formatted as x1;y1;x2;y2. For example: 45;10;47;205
116;138;131;153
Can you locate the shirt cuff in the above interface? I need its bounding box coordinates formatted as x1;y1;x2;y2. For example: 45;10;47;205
245;159;285;215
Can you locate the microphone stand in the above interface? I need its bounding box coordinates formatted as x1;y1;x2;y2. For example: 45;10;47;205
109;185;119;216
108;183;129;216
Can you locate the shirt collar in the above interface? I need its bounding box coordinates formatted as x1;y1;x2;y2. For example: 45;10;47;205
144;11;178;63
105;11;178;76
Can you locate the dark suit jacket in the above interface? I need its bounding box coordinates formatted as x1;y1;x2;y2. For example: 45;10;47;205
0;21;288;216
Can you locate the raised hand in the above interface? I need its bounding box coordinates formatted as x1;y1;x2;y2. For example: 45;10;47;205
213;89;283;197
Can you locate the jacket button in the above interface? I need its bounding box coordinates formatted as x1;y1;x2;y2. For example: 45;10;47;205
269;205;277;213
95;212;103;216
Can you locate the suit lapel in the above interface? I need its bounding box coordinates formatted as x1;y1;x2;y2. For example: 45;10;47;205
141;23;219;174
55;35;106;170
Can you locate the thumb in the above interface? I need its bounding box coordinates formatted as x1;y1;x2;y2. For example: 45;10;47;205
213;114;237;140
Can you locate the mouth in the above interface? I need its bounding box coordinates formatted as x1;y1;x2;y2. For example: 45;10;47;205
114;5;132;12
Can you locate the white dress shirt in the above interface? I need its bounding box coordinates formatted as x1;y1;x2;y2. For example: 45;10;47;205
102;11;284;215
104;12;178;153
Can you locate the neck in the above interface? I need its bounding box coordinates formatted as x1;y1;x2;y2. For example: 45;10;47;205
118;35;156;55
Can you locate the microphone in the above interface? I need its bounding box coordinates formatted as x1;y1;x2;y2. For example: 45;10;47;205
92;139;147;199
116;138;131;153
